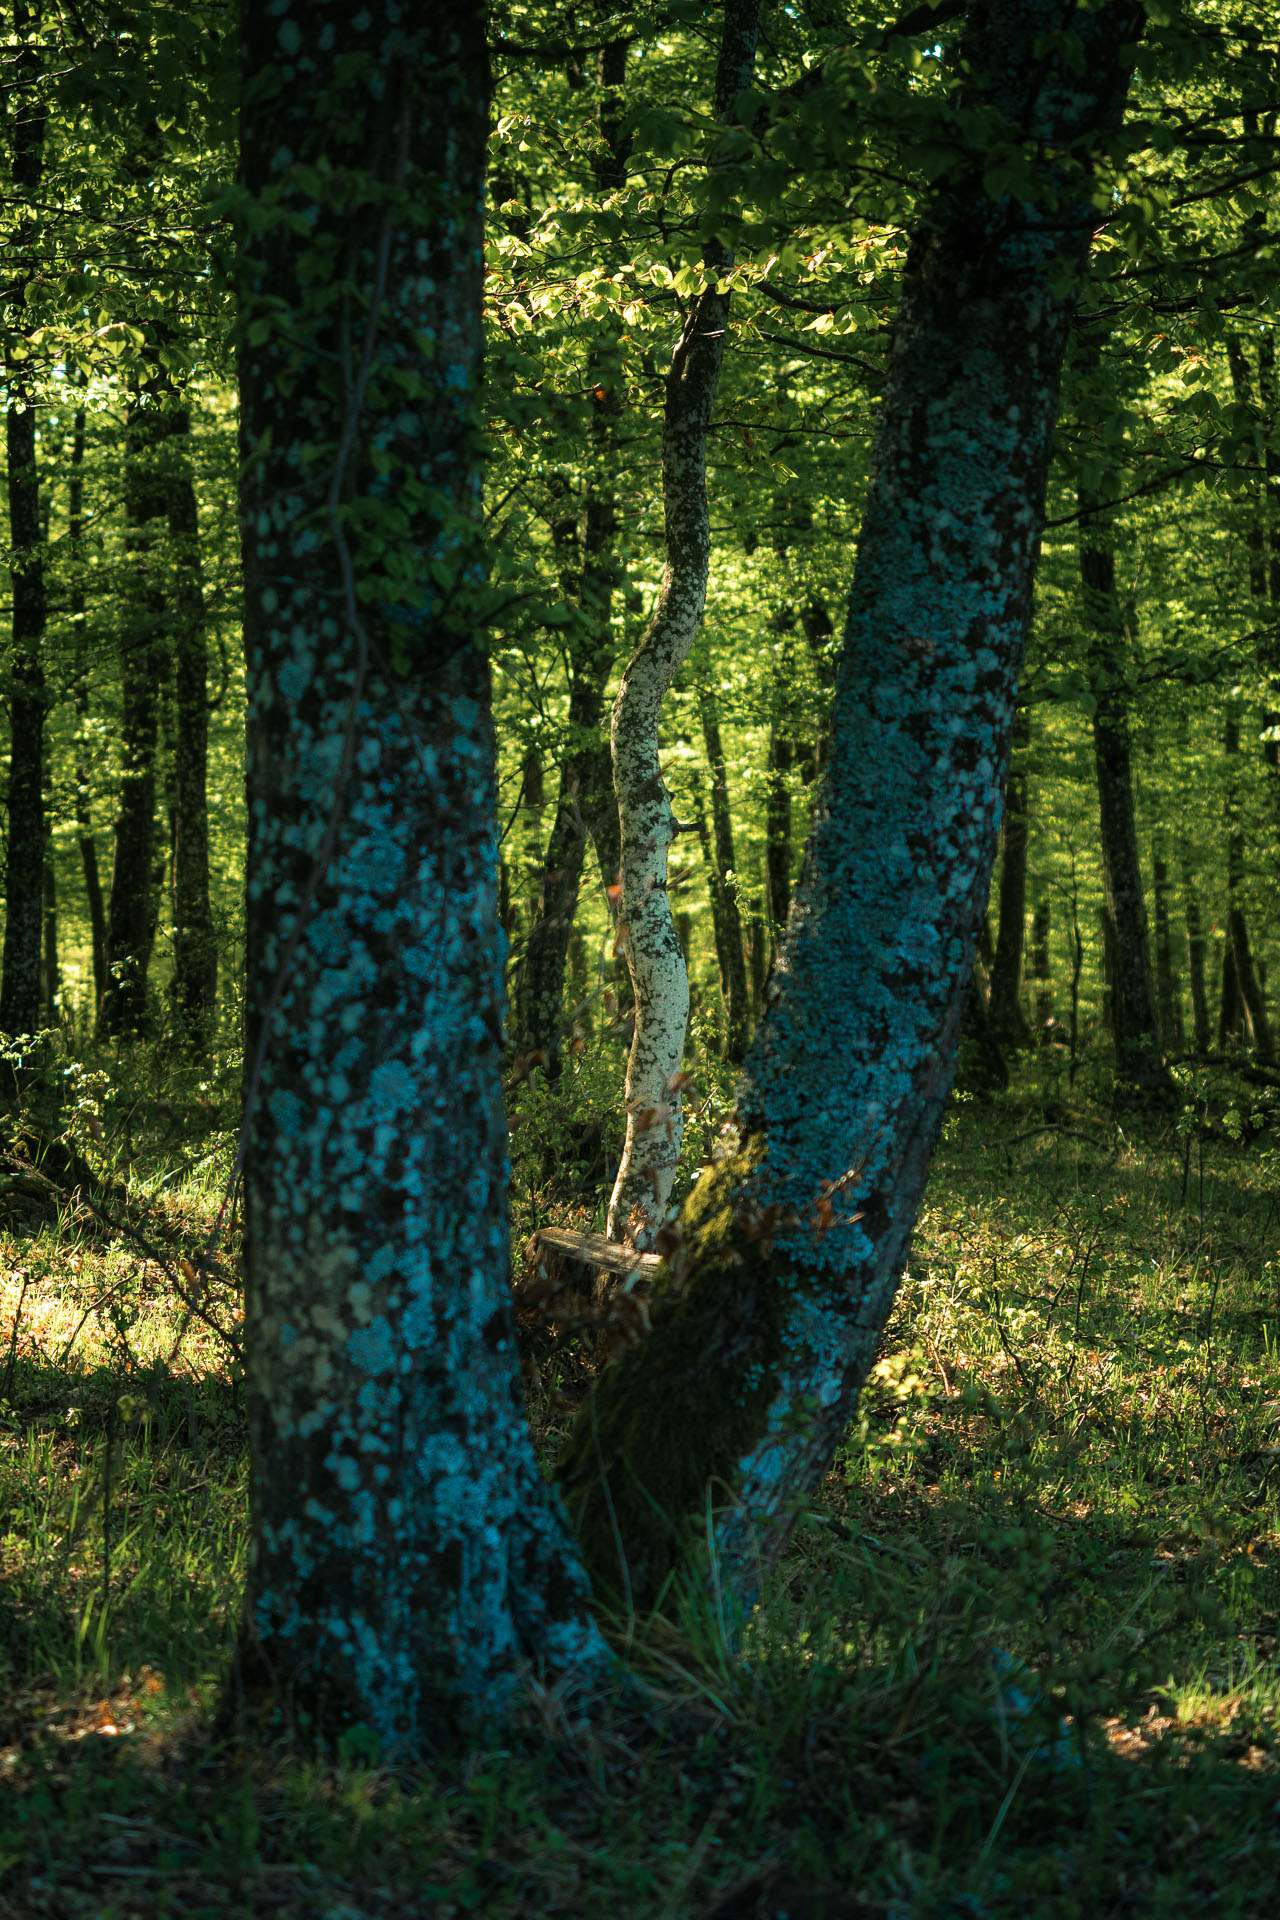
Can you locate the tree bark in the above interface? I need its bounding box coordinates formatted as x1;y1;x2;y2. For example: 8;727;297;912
166;409;218;1048
987;701;1032;1048
67;390;108;1021
237;0;607;1754
518;42;630;1074
764;684;794;954
1029;892;1054;1037
696;678;750;1060
607;0;761;1244
1181;836;1211;1055
0;11;47;1042
561;0;1143;1610
1076;407;1173;1104
1150;827;1183;1051
1222;695;1274;1061
99;394;170;1038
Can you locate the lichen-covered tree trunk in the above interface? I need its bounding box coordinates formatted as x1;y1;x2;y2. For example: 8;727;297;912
696;677;750;1061
987;702;1032;1048
607;0;761;1244
561;0;1143;1610
0;13;47;1044
166;409;218;1048
237;0;607;1754
1077;460;1172;1103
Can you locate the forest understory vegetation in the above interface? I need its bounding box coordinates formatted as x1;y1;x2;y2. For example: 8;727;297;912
2;1040;1280;1917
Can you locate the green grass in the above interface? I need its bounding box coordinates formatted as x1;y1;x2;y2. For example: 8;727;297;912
2;1064;1280;1916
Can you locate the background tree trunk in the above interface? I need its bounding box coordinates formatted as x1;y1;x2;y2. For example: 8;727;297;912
166;408;218;1047
696;678;750;1060
518;42;630;1074
0;11;48;1042
561;0;1143;1610
987;702;1032;1048
607;0;761;1244
1077;426;1172;1103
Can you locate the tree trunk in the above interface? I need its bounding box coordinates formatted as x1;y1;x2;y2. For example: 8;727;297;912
764;690;794;953
561;0;1142;1610
1029;893;1054;1038
696;678;750;1060
607;0;761;1244
67;390;108;1022
987;702;1032;1048
1222;696;1274;1061
237;0;607;1754
99;396;169;1038
1181;837;1211;1055
167;409;218;1048
1076;405;1172;1104
0;16;47;1042
518;43;630;1074
1150;828;1183;1051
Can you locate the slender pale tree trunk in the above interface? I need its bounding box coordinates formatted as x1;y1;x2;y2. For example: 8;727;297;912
987;702;1032;1048
1029;893;1054;1036
562;0;1143;1609
607;0;761;1243
236;0;607;1753
1;11;47;1043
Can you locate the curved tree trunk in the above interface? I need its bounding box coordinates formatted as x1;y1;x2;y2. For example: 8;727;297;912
237;0;607;1754
562;0;1142;1609
987;701;1032;1048
0;10;47;1044
607;0;761;1244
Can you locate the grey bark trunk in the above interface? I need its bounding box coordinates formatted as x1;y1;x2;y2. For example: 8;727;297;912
1181;838;1211;1056
562;0;1143;1610
166;410;218;1048
607;0;761;1243
67;393;108;1021
236;0;607;1754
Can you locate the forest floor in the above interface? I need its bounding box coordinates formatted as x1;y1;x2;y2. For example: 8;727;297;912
1;1054;1279;1917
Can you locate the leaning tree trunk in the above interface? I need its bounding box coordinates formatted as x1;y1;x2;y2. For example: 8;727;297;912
1076;410;1173;1104
237;0;608;1755
0;12;47;1043
987;701;1033;1049
607;0;761;1244
561;0;1143;1610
